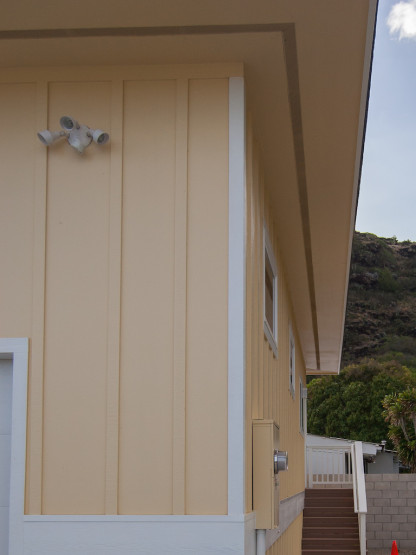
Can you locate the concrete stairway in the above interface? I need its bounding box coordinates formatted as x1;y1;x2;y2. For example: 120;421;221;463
302;488;360;554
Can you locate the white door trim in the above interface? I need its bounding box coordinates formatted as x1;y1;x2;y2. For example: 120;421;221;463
0;338;29;555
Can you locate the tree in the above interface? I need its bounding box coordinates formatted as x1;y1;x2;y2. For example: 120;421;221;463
307;359;415;446
383;388;416;472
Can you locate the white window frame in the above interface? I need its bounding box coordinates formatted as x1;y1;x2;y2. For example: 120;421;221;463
263;225;278;357
299;377;306;436
289;324;295;398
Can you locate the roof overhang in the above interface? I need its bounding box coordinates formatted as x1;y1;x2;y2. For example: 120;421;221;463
0;0;378;375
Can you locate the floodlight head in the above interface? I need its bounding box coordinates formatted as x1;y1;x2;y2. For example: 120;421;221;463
38;116;110;154
91;129;110;145
37;130;66;146
67;124;92;154
60;116;79;131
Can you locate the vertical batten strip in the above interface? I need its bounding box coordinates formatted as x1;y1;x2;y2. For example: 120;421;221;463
251;146;259;420
172;78;189;515
105;80;124;515
27;81;48;514
228;76;246;515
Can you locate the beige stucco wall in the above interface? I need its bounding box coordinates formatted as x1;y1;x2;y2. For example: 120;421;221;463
0;66;233;516
245;116;307;514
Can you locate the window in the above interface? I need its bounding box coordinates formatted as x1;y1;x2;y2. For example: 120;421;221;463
263;225;278;356
299;377;306;436
289;324;295;397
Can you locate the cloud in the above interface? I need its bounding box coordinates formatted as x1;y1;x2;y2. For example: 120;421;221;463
388;0;416;39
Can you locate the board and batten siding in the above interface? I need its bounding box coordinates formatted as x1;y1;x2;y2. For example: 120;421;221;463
245;115;307;514
0;66;235;516
267;513;303;555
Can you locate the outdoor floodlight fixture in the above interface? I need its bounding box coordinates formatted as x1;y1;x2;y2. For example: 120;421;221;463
37;116;110;154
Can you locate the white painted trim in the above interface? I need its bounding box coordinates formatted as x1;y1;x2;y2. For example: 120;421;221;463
263;225;278;358
228;76;246;516
24;514;248;523
289;323;295;398
0;338;29;555
22;513;256;555
340;0;378;373
299;377;305;437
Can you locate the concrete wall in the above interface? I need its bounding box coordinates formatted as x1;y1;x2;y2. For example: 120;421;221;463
366;474;416;554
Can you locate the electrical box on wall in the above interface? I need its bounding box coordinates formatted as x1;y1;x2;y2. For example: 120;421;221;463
253;420;288;530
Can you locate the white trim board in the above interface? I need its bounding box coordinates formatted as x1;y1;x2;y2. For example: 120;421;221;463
0;338;29;555
23;513;256;555
228;76;246;516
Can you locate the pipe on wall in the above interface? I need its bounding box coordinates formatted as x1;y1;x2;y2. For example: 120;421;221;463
256;529;266;555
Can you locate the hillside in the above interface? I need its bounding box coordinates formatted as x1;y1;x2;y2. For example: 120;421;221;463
341;232;416;369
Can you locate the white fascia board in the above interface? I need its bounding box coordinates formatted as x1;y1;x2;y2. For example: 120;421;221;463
339;0;379;372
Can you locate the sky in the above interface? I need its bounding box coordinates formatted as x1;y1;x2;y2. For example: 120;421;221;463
355;0;416;241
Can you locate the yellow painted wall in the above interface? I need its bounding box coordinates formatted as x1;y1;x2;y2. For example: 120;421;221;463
266;514;303;555
185;79;229;515
245;116;307;514
2;64;306;526
0;83;36;340
0;66;233;515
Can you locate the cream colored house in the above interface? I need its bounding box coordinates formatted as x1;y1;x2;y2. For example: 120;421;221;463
0;2;377;554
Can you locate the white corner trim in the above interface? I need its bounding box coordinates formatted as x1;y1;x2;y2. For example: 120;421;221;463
0;338;29;555
228;76;246;516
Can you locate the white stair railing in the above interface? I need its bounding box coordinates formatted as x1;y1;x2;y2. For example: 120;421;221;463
306;445;353;488
351;441;367;555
